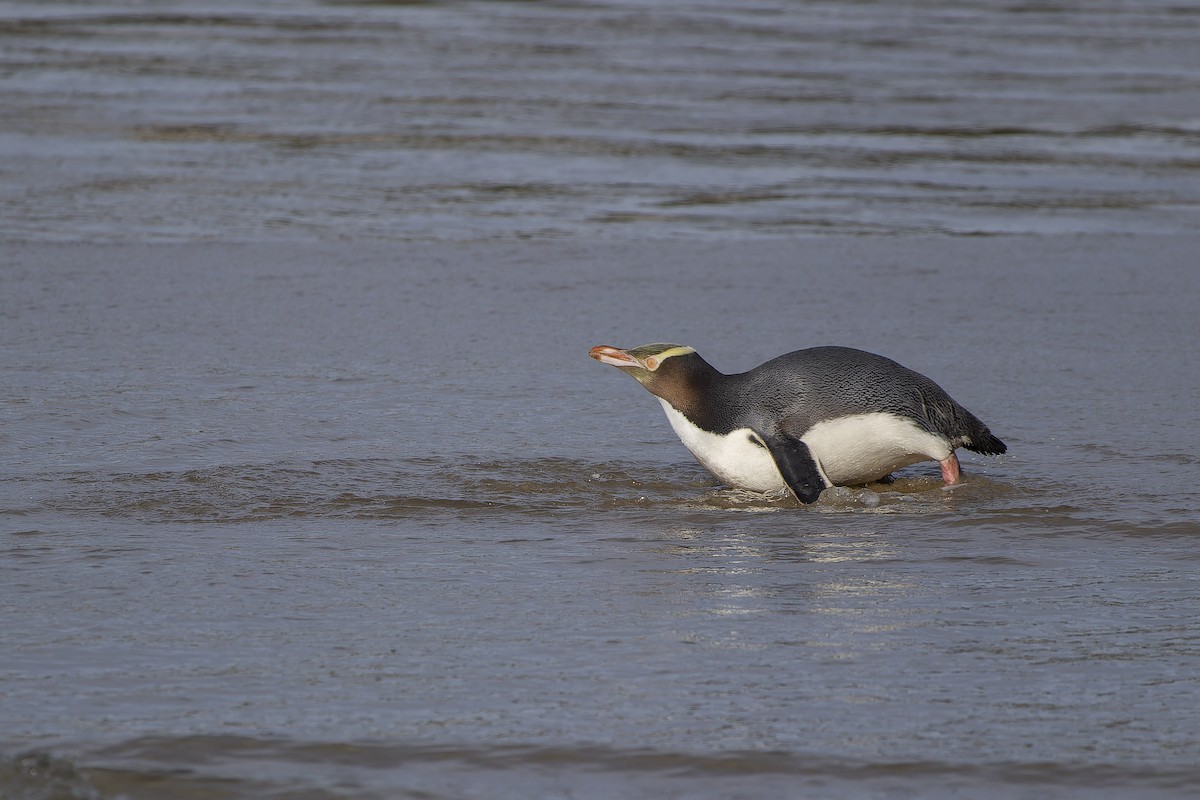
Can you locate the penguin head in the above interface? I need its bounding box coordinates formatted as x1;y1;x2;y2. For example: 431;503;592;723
588;341;716;405
589;343;696;381
590;343;727;424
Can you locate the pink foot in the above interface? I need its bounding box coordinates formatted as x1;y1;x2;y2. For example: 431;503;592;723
940;452;961;485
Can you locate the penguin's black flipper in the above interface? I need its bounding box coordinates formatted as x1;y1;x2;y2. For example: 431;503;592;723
761;434;828;504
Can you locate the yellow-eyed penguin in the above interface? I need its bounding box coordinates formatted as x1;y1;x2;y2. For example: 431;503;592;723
588;343;1006;503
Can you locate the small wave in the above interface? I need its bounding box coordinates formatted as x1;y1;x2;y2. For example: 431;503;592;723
37;456;709;523
5;736;1198;800
2;750;101;800
27;456;1032;524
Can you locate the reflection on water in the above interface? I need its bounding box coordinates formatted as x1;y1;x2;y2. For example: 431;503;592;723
803;533;898;564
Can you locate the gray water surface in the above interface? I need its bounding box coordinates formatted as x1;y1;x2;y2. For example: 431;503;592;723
2;0;1199;240
2;1;1200;798
3;238;1198;799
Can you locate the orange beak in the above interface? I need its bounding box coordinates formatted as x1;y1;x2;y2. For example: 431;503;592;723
589;345;641;368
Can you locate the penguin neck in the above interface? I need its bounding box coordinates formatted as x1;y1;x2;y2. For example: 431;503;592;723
646;362;743;434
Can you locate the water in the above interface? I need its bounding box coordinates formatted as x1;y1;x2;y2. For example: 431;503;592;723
2;0;1199;240
2;2;1200;799
3;238;1198;798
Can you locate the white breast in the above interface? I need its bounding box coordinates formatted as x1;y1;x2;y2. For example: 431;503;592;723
659;401;953;494
801;412;951;486
657;400;788;493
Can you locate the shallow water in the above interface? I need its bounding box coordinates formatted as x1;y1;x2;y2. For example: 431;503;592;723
3;238;1199;799
2;1;1200;798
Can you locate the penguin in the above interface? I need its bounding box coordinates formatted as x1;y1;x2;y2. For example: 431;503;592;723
588;343;1006;504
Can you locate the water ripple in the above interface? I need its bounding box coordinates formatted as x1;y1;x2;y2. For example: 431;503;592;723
6;736;1198;800
6;455;1098;528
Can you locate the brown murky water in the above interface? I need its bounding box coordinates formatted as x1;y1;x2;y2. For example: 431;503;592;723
2;2;1199;798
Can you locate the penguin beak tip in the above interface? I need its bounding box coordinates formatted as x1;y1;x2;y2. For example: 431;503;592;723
589;345;639;368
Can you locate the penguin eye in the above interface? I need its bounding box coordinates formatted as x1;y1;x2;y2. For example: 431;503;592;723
644;357;659;370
